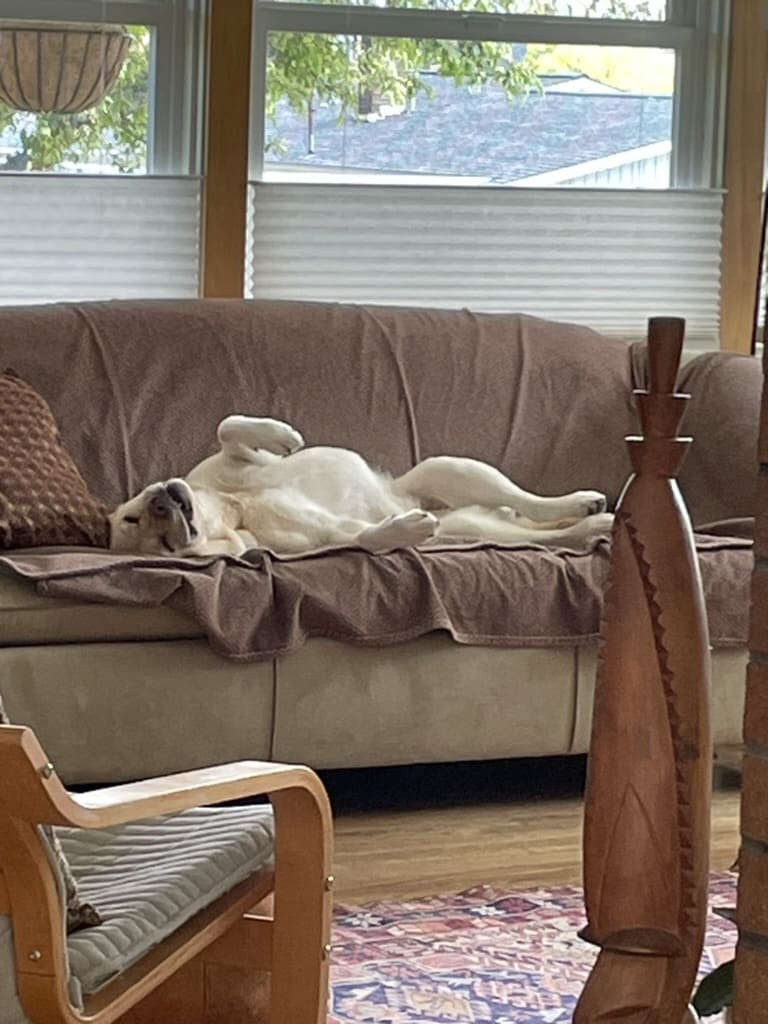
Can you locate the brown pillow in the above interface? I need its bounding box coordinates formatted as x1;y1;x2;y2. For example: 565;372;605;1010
0;695;102;932
0;369;109;549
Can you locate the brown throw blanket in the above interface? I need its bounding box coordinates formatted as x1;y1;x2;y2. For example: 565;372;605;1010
0;530;752;662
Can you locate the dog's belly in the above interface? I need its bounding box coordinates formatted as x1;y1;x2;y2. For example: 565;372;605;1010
219;446;409;522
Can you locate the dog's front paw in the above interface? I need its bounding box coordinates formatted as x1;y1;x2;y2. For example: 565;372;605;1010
395;508;440;544
361;509;439;552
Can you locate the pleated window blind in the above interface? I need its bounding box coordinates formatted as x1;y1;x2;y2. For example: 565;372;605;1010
246;0;728;346
0;176;201;304
247;183;723;344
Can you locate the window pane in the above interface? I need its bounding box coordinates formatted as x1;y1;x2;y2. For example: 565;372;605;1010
0;22;151;174
258;0;666;17
263;36;674;187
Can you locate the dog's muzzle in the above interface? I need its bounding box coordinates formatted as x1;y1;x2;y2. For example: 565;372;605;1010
148;481;197;551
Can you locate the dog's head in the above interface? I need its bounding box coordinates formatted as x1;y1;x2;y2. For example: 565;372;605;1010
109;479;201;556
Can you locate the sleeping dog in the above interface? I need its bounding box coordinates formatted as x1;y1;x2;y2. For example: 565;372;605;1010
109;415;613;557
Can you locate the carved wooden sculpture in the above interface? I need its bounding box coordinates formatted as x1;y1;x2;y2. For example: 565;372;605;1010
574;317;712;1024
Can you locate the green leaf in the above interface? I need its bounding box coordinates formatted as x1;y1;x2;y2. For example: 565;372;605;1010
692;960;735;1017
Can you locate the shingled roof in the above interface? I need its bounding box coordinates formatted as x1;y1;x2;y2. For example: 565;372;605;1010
266;72;673;182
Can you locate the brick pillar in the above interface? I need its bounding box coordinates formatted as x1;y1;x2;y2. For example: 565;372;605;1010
734;358;768;1024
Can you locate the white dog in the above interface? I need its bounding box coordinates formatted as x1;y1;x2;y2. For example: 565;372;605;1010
109;415;612;557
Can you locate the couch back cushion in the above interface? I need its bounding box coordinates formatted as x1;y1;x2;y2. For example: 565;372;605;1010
0;299;758;524
0;300;639;511
630;344;761;525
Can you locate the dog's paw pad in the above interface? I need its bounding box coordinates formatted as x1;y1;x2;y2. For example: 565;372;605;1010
270;424;304;455
259;421;304;456
558;490;608;520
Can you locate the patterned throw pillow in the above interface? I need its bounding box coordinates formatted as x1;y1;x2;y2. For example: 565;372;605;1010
0;695;101;932
0;369;109;549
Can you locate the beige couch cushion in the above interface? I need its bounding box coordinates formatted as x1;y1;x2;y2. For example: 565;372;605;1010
0;567;199;645
0;639;276;784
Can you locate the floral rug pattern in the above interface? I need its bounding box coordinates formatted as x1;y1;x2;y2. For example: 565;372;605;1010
329;875;737;1023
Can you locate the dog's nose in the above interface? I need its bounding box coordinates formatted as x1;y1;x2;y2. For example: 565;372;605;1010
149;492;173;518
166;480;192;514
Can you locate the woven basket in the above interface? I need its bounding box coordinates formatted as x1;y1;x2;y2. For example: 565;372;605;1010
0;21;131;114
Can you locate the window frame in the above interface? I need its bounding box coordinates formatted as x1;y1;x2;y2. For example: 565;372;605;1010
0;0;206;174
248;0;729;189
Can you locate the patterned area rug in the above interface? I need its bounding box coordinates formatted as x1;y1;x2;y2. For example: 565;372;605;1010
329;874;737;1023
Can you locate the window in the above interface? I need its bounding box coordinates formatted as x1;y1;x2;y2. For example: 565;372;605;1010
247;0;729;345
0;0;204;174
0;0;205;303
0;22;153;174
264;38;675;187
250;0;726;189
263;0;667;14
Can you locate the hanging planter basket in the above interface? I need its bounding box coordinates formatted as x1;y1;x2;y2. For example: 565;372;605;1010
0;21;131;115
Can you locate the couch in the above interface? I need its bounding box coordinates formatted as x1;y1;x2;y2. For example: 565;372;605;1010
0;299;758;785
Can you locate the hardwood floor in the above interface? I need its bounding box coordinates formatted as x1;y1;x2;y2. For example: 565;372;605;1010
322;757;742;904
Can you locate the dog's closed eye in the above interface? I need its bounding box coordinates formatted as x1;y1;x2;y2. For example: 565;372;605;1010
123;516;140;525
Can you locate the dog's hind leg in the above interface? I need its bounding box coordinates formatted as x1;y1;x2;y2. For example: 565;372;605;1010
392;455;606;523
437;505;613;545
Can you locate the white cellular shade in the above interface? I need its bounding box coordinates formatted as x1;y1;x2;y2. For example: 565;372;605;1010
248;184;723;345
0;176;201;304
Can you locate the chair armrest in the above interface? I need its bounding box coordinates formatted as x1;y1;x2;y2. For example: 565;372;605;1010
0;726;329;830
73;761;325;827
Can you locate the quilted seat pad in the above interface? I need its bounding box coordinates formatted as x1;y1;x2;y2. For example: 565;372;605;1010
61;803;274;994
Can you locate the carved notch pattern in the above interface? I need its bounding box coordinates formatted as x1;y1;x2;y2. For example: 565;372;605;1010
622;511;700;939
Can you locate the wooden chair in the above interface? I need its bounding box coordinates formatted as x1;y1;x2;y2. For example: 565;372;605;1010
0;723;333;1024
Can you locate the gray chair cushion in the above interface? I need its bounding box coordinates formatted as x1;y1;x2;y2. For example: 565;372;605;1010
62;803;274;994
0;802;275;1024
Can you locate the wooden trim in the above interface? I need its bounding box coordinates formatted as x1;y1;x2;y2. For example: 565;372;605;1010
719;0;768;353
270;787;334;1023
201;0;253;298
203;912;275;971
0;870;9;915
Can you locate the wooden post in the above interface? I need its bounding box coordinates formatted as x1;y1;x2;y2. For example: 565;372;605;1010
733;347;768;1023
201;0;253;298
575;317;713;1024
719;0;768;353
